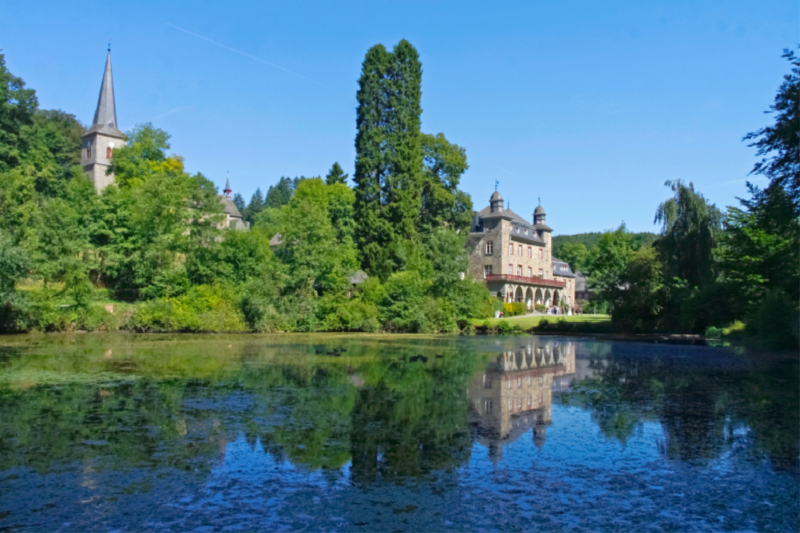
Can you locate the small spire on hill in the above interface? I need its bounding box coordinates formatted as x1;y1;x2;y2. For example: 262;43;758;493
224;172;232;197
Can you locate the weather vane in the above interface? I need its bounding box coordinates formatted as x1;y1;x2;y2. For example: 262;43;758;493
538;196;541;206
108;40;111;52
495;179;499;191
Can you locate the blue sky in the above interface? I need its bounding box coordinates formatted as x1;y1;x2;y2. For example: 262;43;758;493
1;0;796;234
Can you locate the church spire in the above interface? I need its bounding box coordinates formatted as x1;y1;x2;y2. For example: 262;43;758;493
224;173;232;197
85;50;124;138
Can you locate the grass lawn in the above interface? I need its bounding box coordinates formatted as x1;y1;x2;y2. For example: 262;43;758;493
469;314;611;330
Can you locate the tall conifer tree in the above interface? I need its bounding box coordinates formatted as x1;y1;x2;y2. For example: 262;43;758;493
354;40;423;280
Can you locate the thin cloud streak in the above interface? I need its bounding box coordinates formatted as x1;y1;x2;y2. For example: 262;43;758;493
494;165;519;178
167;23;320;86
151;105;192;121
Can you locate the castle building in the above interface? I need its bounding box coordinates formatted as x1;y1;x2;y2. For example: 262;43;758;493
466;190;576;310
82;51;247;231
81;51;125;194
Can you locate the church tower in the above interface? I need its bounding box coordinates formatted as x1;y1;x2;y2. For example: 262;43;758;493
81;50;125;193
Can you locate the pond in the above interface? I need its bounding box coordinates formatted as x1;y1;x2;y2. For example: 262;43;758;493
0;334;797;532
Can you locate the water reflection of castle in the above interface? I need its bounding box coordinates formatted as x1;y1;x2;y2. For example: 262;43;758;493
469;340;583;462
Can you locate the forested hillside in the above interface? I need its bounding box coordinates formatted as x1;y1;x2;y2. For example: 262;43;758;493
553;232;658;263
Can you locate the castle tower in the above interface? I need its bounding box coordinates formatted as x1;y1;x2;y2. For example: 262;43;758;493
533;205;546;225
81;50;125;193
489;190;504;213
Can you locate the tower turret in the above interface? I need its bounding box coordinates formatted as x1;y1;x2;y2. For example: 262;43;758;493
533;205;546;225
489;191;504;213
81;49;125;193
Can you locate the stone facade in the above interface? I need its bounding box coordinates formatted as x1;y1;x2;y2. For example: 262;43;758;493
466;191;576;310
81;132;123;193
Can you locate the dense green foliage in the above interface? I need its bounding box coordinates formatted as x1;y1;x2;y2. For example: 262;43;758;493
0;45;493;334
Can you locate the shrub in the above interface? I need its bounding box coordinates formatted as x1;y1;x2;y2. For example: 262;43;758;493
421;296;458;333
130;284;246;332
317;294;380;332
495;320;523;335
379;271;427;332
503;302;527;317
534;304;546;313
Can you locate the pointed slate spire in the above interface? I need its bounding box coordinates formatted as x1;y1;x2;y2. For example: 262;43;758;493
224;174;232;197
84;51;124;138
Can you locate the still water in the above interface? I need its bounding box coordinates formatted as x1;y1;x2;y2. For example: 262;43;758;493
0;334;797;532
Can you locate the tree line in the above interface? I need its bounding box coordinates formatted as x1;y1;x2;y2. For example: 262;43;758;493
561;49;799;346
0;41;496;333
0;45;796;343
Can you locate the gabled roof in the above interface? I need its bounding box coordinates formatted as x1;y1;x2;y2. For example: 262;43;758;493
220;196;242;218
84;53;125;139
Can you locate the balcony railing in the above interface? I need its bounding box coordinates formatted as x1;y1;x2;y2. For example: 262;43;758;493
485;274;566;288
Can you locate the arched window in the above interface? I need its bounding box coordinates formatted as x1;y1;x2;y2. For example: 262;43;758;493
86;146;92;159
106;146;112;158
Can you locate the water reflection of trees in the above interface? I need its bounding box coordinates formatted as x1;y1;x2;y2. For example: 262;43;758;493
1;337;796;479
0;338;488;479
559;343;799;471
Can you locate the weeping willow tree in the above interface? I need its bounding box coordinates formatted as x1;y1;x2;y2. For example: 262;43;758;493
619;180;731;333
654;180;723;288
